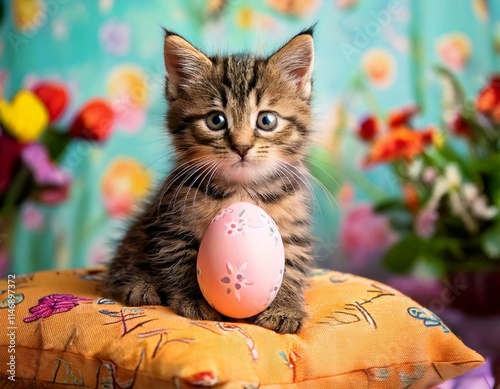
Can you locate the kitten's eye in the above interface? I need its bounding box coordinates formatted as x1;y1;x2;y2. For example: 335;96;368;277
256;112;278;131
206;112;227;131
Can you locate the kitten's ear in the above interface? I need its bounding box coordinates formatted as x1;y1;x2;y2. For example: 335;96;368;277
163;30;212;98
268;28;314;99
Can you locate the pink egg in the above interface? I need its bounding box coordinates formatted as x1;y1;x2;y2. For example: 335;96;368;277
197;202;285;319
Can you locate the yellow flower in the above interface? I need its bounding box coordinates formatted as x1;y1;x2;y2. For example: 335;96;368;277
432;130;445;149
0;90;48;142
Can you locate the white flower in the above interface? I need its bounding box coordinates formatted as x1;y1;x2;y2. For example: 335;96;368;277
407;159;423;180
460;183;498;220
428;164;462;210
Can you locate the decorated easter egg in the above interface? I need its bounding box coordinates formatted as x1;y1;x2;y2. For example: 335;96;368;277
197;202;285;319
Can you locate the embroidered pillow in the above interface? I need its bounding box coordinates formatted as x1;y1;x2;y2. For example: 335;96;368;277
0;268;484;388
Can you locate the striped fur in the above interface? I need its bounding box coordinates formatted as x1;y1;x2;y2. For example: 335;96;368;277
104;28;315;334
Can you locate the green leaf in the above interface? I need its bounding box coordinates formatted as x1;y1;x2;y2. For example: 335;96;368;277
482;224;500;259
434;65;467;106
382;234;423;273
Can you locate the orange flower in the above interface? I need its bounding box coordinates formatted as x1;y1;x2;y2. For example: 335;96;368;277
388;106;419;129
476;75;500;122
403;183;419;213
364;127;431;166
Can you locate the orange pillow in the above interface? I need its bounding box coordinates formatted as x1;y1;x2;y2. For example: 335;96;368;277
0;268;483;388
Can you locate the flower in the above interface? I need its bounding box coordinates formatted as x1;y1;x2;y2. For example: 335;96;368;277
23;294;93;323
460;183;498;220
225;218;248;236
388;106;419;129
436;33;472;72
414;208;438;238
357;116;379;142
362;48;396;89
0;129;24;193
220;262;254;302
0;90;48;142
70;99;115;142
339;203;398;269
21;143;71;187
101;158;151;218
32;81;70;123
100;20;131;56
364;127;434;165
403;183;419;212
21;202;44;230
448;112;474;139
476;75;500;122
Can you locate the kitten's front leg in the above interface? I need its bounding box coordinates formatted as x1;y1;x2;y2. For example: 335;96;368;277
169;295;222;322
162;257;222;322
104;268;161;306
250;266;309;334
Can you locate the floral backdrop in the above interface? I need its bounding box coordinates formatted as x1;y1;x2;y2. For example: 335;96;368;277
0;0;499;276
1;1;499;386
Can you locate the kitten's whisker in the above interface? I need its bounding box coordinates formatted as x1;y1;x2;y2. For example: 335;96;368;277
296;164;339;214
276;161;324;225
273;164;297;195
305;157;342;191
172;159;215;210
156;156;211;217
192;161;222;208
181;160;219;215
205;161;222;198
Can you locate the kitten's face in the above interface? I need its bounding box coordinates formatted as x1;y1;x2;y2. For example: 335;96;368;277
164;30;314;185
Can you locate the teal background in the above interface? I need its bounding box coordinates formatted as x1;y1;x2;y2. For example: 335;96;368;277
1;0;499;274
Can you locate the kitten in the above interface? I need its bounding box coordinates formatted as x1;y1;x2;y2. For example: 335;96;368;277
104;28;315;334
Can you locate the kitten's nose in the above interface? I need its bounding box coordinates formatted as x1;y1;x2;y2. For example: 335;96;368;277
232;144;253;159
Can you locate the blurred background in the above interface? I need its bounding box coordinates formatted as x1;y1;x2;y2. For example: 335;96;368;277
0;0;499;386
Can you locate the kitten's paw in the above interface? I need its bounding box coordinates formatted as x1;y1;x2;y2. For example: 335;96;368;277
251;306;307;334
125;282;161;306
172;298;222;322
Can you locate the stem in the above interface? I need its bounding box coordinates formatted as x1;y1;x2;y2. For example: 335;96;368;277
2;167;31;213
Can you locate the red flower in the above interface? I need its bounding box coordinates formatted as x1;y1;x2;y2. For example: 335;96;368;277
476;75;500;122
32;82;70;123
357;116;380;142
0;130;24;194
388;106;420;129
70;99;115;142
449;113;474;139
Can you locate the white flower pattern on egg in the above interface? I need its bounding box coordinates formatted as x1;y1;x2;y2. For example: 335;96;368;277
225;217;248;236
212;207;233;223
220;262;254;302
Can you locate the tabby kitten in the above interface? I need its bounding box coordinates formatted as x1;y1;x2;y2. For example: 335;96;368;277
104;28;315;334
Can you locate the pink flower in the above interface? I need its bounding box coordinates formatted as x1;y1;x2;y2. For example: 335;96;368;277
100;20;131;56
339;203;398;269
23;294;93;323
415;208;438;238
21;143;71;187
21;202;44;230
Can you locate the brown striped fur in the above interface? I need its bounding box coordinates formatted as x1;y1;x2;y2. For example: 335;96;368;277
104;28;315;333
